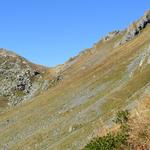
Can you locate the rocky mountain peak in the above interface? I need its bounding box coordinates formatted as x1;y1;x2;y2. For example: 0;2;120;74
0;49;51;107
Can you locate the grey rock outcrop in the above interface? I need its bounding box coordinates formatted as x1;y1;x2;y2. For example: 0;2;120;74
103;30;120;41
0;49;50;106
116;10;150;46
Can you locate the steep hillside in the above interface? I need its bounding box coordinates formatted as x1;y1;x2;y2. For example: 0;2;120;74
0;11;150;150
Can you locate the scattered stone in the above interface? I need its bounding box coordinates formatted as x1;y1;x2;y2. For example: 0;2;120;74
49;74;63;87
103;30;120;41
69;126;74;133
68;124;82;133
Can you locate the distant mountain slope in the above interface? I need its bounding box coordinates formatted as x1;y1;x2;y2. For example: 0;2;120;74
0;11;150;150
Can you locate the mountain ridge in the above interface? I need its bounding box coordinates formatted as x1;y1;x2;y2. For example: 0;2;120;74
0;10;150;150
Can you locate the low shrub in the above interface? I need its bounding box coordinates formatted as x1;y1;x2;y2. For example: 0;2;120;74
83;110;130;150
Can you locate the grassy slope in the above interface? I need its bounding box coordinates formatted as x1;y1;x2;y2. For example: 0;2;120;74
83;94;150;150
0;25;150;150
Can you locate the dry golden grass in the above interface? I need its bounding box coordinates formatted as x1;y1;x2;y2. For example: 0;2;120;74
85;95;150;150
125;95;150;150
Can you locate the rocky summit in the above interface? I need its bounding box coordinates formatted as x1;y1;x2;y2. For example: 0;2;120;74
0;11;150;150
0;49;63;109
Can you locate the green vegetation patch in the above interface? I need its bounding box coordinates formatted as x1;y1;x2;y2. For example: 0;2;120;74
83;110;130;150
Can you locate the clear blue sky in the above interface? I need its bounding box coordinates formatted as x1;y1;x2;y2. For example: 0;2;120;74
0;0;150;67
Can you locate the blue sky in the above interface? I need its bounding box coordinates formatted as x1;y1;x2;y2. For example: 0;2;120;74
0;0;150;67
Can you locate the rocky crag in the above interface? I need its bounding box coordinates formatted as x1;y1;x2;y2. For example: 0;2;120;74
116;10;150;46
0;49;62;108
